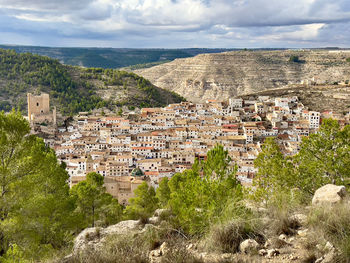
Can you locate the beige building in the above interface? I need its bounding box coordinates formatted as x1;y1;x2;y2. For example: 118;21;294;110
27;93;56;125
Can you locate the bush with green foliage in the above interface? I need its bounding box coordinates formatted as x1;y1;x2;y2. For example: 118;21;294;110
70;172;123;228
167;145;243;235
289;55;302;63
0;111;75;260
252;119;350;205
124;182;159;220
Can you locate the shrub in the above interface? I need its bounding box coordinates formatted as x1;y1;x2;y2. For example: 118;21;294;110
308;203;350;262
289;55;301;63
266;207;301;236
206;218;263;253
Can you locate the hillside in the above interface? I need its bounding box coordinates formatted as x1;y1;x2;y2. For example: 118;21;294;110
0;49;185;115
136;50;350;103
0;45;239;69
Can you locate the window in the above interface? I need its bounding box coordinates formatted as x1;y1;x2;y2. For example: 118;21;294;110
37;102;39;107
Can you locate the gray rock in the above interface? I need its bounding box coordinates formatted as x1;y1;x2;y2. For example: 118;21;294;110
160;242;170;255
279;234;288;242
258;249;267;256
266;248;280;258
297;228;309;237
239;239;259;254
73;220;141;254
148;216;160;225
312;184;347;206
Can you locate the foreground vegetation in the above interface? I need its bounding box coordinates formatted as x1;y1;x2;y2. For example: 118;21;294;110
1;111;349;262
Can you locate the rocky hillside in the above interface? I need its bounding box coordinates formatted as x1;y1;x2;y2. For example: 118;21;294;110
64;184;349;263
136;50;350;103
242;84;350;114
0;49;185;115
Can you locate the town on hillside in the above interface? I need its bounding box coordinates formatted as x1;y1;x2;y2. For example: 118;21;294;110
27;92;350;206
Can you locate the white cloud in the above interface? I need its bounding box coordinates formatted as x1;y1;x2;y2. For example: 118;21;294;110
0;0;350;47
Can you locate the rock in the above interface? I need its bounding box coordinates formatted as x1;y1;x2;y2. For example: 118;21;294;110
279;234;288;242
73;220;141;254
288;237;295;243
290;213;308;226
149;249;162;263
160;242;170;255
322;249;337;263
187;243;195;250
324;241;334;252
239;239;259;254
314;242;337;263
315;257;324;263
149;242;169;263
266;248;280;258
264;239;272;248
148;216;160;225
312;184;347;206
289;254;298;260
258;249;267;256
297;228;309;237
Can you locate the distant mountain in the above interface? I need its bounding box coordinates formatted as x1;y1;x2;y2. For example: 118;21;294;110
136;50;350;103
0;49;185;115
0;45;242;69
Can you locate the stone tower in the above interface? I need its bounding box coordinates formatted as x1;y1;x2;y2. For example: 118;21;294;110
27;93;56;125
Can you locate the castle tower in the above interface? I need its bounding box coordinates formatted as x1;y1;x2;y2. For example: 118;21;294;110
27;93;54;124
27;93;50;121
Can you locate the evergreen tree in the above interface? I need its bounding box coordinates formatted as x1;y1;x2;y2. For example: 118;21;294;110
124;182;158;220
156;177;170;207
0;111;74;259
252;137;294;203
294;119;350;194
168;145;242;235
70;172;123;228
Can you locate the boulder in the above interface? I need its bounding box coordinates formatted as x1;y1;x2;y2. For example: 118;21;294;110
239;239;259;254
73;220;141;254
266;248;280;258
312;184;347;206
148;216;160;225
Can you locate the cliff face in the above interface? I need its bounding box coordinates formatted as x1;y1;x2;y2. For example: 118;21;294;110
136;50;350;102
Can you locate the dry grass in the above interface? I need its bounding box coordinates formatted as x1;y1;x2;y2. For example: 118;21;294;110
307;202;350;263
205;219;263;253
265;207;301;236
160;238;203;263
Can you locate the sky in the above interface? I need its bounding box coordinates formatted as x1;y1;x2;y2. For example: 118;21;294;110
0;0;350;48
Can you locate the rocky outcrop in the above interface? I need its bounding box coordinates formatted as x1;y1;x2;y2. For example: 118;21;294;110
73;220;144;254
136;50;350;103
312;184;347;206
